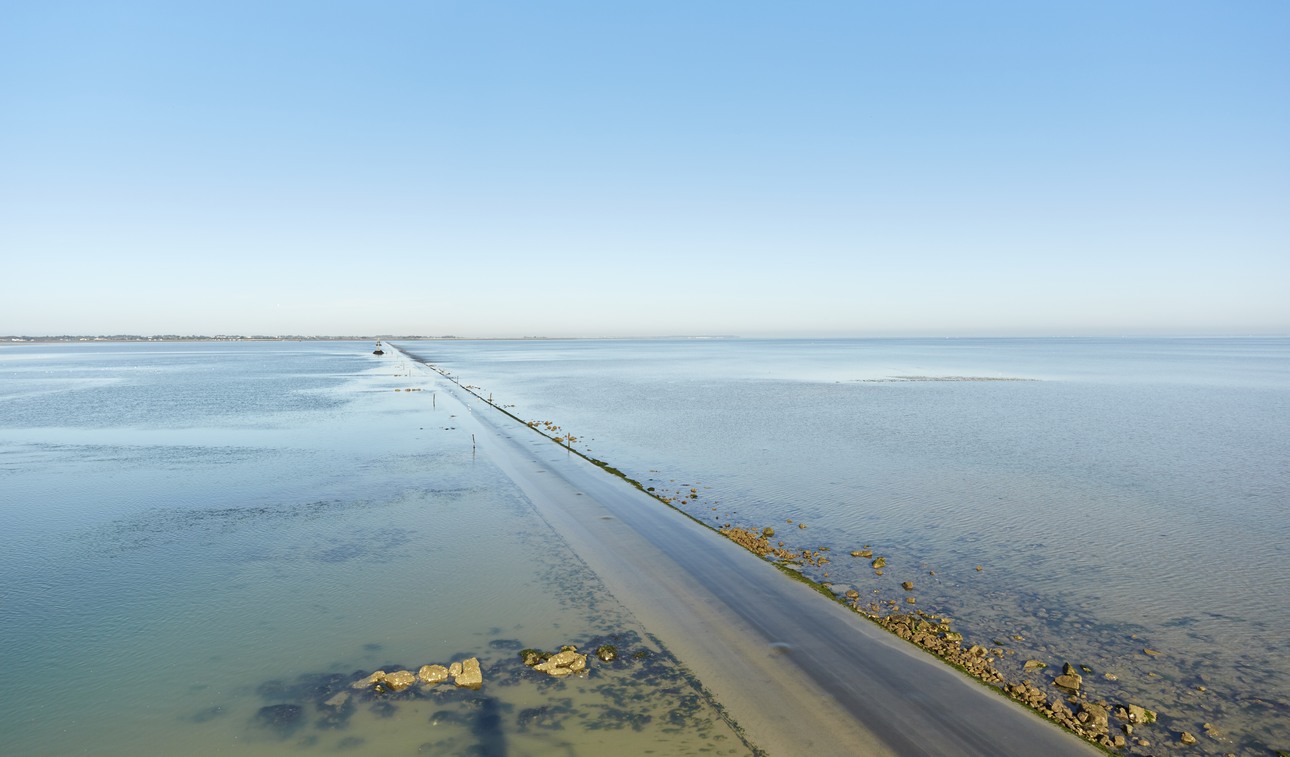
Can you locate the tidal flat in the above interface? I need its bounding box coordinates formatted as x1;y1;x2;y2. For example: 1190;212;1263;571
393;344;1099;756
398;336;1290;757
0;342;748;756
5;338;1286;756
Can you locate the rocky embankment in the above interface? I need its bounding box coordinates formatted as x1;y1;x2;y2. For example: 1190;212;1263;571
716;525;1215;755
392;351;1259;756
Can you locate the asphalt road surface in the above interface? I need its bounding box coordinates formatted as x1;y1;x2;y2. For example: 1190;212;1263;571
416;356;1100;757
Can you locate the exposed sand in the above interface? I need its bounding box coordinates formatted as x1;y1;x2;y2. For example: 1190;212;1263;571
419;361;1099;756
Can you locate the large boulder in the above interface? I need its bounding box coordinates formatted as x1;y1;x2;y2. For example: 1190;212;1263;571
533;650;588;677
418;664;450;685
454;657;483;689
384;670;416;692
350;671;386;689
1127;703;1157;724
1078;702;1109;734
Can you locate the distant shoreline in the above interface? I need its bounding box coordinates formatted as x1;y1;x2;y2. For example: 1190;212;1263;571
2;335;441;343
1;335;739;344
5;334;1283;344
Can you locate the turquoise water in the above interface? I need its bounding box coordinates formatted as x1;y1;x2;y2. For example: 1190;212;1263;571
0;342;748;756
401;337;1290;756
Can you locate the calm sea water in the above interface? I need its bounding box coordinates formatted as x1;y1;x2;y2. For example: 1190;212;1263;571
400;337;1290;756
0;342;748;756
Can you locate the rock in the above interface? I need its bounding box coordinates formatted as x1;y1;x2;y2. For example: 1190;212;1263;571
1050;699;1072;720
1024;660;1047;670
844;589;860;600
1180;731;1196;745
449;662;463;677
553;650;584;669
1053;673;1082;691
519;649;548;667
1127;704;1158;724
901;581;915;591
1111;735;1126;749
975;565;983;571
418;664;450;685
762;527;775;537
1142;648;1161;656
454;658;483;689
351;671;386;689
533;649;588;678
871;556;887;569
384;670;416;692
1079;702;1110;734
905;597;916;604
595;645;618;662
798;523;807;529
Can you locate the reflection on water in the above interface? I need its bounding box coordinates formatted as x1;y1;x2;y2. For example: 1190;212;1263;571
0;342;749;756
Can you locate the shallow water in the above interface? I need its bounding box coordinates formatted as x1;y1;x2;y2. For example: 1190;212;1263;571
401;337;1290;756
0;342;748;756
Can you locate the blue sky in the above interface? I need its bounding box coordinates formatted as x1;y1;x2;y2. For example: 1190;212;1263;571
2;1;1287;337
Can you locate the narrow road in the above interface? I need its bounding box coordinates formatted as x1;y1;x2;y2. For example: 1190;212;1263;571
401;348;1100;757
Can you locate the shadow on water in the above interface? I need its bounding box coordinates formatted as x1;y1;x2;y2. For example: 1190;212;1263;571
469;696;506;757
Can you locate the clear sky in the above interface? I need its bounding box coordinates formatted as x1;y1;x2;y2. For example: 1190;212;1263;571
2;1;1287;337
